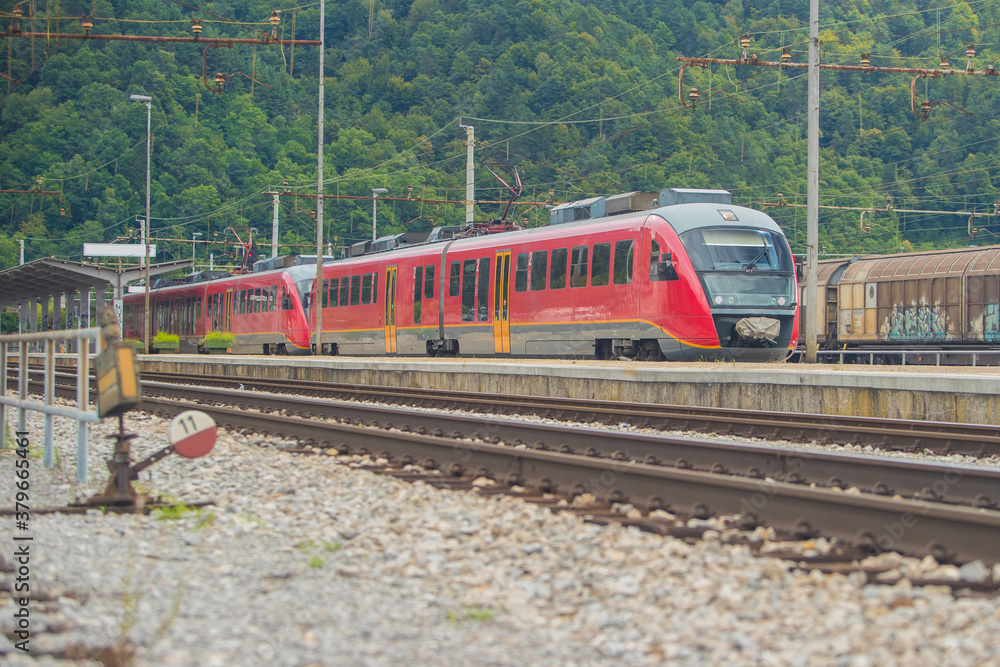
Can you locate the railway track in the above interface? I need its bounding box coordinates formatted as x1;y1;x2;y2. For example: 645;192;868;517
139;371;1000;457
11;370;1000;564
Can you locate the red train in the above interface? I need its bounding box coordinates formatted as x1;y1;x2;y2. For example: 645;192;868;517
124;188;800;362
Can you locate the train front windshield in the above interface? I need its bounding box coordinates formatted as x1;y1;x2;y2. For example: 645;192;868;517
680;228;796;308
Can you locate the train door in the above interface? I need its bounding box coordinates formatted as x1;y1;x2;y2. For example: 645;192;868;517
224;289;233;331
493;250;511;353
384;266;398;353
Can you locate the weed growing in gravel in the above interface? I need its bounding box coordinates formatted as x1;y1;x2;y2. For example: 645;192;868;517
308;556;324;569
323;541;342;552
195;511;216;529
153;504;197;521
296;539;319;550
448;607;497;624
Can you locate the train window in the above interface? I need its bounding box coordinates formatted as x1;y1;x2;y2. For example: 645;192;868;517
256;287;264;313
414;266;424;325
531;251;548;291
424;265;435;299
372;272;378;303
478;257;490;321
339;277;349;307
282;287;294;310
461;259;476;321
550;248;568;289
614;240;634;285
649;239;661;280
570;246;589;288
361;274;373;305
270;286;277;311
515;253;529;292
322;280;330;308
350;275;362;305
450;261;461;296
591;243;611;287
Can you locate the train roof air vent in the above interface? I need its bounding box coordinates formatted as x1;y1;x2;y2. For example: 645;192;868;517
658;188;733;206
604;191;659;215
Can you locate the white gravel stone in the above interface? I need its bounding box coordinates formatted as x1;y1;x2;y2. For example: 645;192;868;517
1;400;999;665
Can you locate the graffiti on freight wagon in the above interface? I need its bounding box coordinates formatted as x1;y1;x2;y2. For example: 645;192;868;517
879;303;949;341
977;303;1000;342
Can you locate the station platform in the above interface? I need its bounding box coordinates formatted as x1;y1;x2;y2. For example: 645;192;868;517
129;355;1000;427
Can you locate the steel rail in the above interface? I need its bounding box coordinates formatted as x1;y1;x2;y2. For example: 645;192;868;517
137;395;1000;565
133;370;1000;457
123;382;1000;510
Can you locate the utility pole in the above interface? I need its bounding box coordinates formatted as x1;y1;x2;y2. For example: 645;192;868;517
805;0;819;363
458;119;475;223
271;191;279;258
315;0;325;356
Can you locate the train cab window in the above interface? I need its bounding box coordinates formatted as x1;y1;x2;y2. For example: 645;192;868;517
531;251;548;291
550;248;568;289
424;265;435;299
614;240;634;285
271;286;278;311
461;259;476;321
361;274;373;304
649;239;661;280
514;253;529;292
478;257;490;321
570;246;589;288
414;266;424;325
450;261;461;297
350;275;362;305
282;287;294;310
591;243;611;287
372;272;378;303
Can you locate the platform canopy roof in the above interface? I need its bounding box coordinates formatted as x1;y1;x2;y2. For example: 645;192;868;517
0;258;193;308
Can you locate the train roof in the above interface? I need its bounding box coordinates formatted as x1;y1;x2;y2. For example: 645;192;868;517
840;244;1000;282
312;203;786;270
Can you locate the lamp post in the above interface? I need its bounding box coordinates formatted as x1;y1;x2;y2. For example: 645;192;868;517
191;232;202;263
129;93;152;355
371;188;388;241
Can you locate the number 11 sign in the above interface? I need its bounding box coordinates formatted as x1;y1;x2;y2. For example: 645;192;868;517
168;410;218;458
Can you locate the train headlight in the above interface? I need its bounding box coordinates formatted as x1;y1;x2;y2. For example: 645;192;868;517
778;296;786;305
714;296;723;305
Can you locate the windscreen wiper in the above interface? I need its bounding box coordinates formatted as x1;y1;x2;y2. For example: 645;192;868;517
743;246;770;272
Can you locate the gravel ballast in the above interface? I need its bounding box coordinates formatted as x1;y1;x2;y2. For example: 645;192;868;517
2;406;1000;666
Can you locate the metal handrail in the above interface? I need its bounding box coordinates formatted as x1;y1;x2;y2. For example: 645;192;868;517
1;328;102;483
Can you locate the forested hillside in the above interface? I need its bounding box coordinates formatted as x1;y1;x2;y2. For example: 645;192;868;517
1;0;998;270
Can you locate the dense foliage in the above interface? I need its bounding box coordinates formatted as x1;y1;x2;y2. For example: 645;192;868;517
1;0;999;272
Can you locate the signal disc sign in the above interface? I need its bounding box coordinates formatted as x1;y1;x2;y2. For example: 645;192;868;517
168;410;218;458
